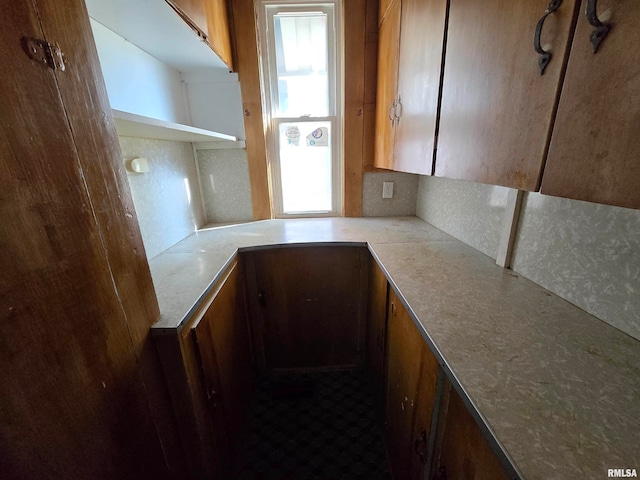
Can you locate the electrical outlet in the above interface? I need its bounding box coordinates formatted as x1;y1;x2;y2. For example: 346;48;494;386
382;181;394;199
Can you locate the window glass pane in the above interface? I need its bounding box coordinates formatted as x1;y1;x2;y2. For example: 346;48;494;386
273;13;329;117
278;121;332;213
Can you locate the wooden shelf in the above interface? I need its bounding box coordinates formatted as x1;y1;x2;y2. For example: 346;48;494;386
112;109;238;144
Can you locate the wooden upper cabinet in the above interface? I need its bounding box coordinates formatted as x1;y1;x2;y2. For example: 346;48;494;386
167;0;209;36
205;0;234;70
375;0;401;170
393;0;447;175
436;0;579;190
374;0;447;174
166;0;234;70
541;0;640;209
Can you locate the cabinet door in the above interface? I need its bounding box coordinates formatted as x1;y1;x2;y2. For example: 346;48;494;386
248;247;367;371
434;386;508;480
374;0;401;170
367;259;388;406
166;0;209;37
205;0;234;70
385;290;440;480
541;0;640;209
192;262;254;476
393;0;447;175
436;0;579;190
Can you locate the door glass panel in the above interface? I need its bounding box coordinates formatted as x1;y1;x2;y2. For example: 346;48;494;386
273;13;329;117
278;121;332;213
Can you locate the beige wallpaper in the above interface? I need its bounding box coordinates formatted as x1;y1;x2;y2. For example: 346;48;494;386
416;176;510;260
197;148;254;224
362;171;419;217
119;136;204;260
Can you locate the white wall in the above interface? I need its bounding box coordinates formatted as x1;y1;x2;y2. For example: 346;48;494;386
183;71;246;139
90;19;190;124
416;175;640;342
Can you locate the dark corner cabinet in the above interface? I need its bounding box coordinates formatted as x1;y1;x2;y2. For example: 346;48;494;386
155;247;516;479
376;0;640;210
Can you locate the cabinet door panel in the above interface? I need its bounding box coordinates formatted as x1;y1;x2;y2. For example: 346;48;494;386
205;0;234;70
541;0;640;209
436;0;579;190
393;0;447;175
166;0;209;36
437;387;509;480
251;247;366;371
192;262;253;476
385;291;439;480
367;259;388;405
374;0;401;170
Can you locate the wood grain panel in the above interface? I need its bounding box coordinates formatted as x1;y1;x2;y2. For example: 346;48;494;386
0;1;172;478
393;0;447;175
344;0;367;216
379;0;394;27
192;262;254;477
366;258;388;408
205;0;234;69
167;0;210;37
385;290;440;480
374;0;401;170
435;387;509;480
541;0;640;209
32;1;184;475
250;247;367;371
436;0;579;190
231;0;272;219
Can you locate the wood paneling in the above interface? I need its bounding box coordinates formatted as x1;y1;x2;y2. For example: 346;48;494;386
192;261;254;477
541;0;640;209
436;0;579;190
434;386;509;480
0;1;176;478
393;0;447;175
343;0;367;217
231;0;272;219
205;0;234;69
362;0;379;169
374;0;401;170
366;258;388;407
385;290;440;480
247;247;367;371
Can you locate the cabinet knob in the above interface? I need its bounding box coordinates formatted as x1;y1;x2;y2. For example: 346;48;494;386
534;0;563;75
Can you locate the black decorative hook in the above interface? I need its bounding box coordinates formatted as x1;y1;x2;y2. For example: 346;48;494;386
586;0;611;53
534;0;563;75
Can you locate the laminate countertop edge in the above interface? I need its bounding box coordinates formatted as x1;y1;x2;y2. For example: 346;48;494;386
148;217;640;480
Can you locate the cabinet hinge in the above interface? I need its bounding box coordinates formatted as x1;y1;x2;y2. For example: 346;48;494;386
22;37;66;71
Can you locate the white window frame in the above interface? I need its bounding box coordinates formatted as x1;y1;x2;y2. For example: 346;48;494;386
258;0;343;218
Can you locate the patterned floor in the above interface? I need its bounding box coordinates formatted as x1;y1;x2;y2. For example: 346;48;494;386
237;370;391;479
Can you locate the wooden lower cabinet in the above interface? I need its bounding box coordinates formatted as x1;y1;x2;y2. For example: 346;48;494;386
243;246;368;371
385;289;440;480
367;259;389;407
154;259;254;479
431;383;509;480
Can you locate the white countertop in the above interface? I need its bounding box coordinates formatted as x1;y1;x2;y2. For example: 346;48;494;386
149;217;640;480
